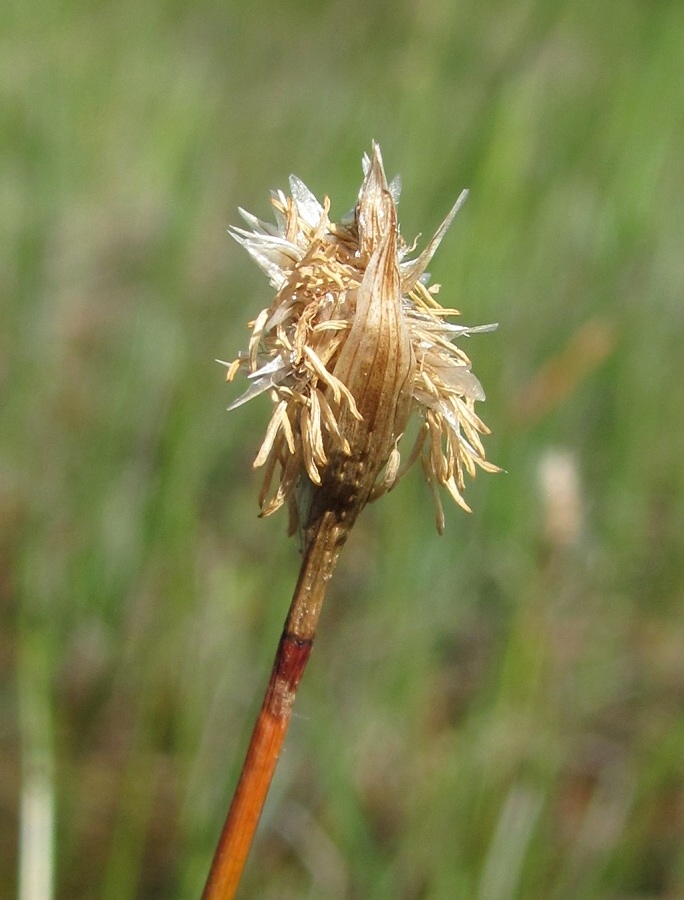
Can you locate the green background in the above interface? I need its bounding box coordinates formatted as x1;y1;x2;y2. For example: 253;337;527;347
3;0;684;897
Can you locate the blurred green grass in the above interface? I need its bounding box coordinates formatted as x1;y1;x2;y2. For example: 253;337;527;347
3;0;684;897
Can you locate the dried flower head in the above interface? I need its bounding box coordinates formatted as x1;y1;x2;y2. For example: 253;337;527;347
221;143;498;536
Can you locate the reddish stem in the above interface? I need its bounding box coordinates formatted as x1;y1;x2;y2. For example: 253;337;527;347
202;512;346;899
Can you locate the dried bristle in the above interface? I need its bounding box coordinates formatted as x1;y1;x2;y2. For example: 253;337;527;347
226;143;498;533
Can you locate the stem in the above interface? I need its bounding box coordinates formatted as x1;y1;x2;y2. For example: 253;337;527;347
202;511;347;899
18;618;55;900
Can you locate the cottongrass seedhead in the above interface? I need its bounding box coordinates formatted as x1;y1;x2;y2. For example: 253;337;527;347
221;143;498;535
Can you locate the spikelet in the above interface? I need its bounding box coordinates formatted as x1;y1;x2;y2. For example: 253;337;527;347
221;143;498;536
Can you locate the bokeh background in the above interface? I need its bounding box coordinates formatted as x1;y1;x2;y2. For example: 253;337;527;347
3;0;684;897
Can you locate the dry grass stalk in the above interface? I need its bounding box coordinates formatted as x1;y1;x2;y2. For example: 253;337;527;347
203;143;497;898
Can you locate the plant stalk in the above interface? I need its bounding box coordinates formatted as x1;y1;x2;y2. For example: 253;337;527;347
201;511;347;899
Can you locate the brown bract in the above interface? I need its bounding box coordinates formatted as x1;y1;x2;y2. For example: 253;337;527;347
222;143;498;537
